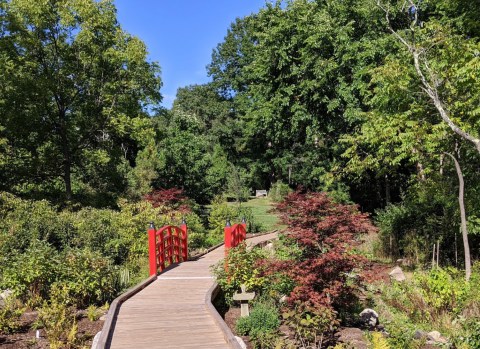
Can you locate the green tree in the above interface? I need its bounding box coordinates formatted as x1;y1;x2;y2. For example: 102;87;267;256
0;0;161;203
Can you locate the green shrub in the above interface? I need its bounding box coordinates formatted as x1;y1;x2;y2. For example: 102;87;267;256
462;320;480;348
0;192;68;256
268;181;291;202
212;243;267;304
1;240;59;301
208;196;260;239
235;302;280;337
0;296;25;334
56;249;117;308
208;196;237;239
282;302;338;346
37;285;78;349
416;267;468;314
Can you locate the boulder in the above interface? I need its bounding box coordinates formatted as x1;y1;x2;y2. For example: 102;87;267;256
427;331;448;344
389;266;406;282
336;327;368;349
0;289;13;307
414;330;427;340
359;308;379;328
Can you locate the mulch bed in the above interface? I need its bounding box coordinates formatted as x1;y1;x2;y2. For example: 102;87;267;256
0;310;104;348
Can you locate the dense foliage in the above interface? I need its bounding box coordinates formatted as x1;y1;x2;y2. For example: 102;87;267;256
274;191;377;310
373;265;480;348
1;0;480;346
214;191;377;347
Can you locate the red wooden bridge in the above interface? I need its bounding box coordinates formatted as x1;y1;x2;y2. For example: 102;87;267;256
96;221;277;349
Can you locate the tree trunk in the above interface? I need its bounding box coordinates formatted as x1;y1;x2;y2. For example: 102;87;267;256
445;152;471;281
59;109;72;201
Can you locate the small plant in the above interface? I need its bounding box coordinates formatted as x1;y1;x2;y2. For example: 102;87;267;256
212;243;267;304
0;296;25;334
282;302;338;347
37;285;78;349
235;302;280;338
370;331;390;349
86;305;101;322
269;181;291;202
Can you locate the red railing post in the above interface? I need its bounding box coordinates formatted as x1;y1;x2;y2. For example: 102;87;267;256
174;228;180;263
148;222;157;276
167;227;174;265
224;219;232;250
158;229;165;271
180;218;188;261
241;217;247;241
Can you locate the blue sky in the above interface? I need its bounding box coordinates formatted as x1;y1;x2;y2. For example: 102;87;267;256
114;0;266;109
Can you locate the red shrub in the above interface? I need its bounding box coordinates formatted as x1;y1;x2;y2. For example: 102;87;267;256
272;191;377;314
144;188;191;214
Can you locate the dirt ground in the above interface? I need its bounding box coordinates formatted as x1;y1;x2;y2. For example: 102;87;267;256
0;310;104;349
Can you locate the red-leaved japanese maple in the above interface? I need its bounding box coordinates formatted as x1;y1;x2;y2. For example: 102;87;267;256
144;188;191;215
272;191;377;316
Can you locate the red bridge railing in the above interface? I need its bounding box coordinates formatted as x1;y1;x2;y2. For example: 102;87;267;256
224;219;247;249
148;220;188;276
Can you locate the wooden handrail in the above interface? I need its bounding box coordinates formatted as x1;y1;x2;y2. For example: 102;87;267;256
148;222;188;276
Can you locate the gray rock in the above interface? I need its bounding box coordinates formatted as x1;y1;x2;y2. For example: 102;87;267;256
0;289;13;307
235;336;247;349
389;266;406;282
336;327;368;349
359;308;379;328
91;331;101;349
414;330;427;339
427;331;448;343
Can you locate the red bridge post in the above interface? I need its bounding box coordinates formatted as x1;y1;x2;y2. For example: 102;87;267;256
224;219;232;250
148;222;157;276
181;217;188;261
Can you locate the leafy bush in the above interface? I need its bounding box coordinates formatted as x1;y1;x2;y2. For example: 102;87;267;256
207;196;260;242
37;285;78;349
212;243;267;304
235;302;280;337
0;296;25;334
0;192;209;309
282;302;338;346
57;249;117;308
1;240;59;301
269;181;291;202
375;183;459;265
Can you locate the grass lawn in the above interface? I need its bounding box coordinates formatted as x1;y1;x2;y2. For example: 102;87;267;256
231;197;286;232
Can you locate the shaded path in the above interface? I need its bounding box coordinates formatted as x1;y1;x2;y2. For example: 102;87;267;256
107;232;277;349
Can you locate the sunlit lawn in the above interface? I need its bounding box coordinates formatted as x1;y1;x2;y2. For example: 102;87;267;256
231;197;286;232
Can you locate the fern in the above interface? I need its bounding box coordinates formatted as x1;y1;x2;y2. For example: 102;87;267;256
371;332;390;349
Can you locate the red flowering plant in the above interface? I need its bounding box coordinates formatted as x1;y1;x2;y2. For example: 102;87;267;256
269;191;378;336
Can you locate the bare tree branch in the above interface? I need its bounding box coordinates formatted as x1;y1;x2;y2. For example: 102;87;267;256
376;0;480;154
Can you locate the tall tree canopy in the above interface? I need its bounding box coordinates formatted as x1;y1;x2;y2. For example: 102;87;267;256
0;0;161;204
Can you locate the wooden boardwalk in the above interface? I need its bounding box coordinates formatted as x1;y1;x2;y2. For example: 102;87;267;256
107;232;277;349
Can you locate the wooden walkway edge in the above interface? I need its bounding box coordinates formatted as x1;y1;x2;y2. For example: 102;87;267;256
96;232;278;349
